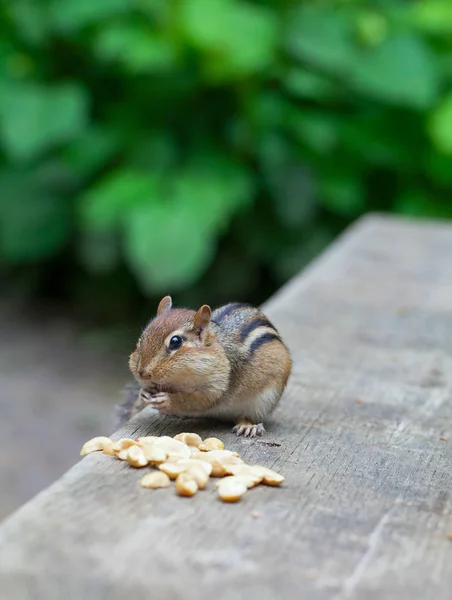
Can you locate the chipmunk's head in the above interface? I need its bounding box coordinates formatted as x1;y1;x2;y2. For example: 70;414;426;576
129;296;223;393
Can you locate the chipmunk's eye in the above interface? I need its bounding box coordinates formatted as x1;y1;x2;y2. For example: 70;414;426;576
169;335;183;351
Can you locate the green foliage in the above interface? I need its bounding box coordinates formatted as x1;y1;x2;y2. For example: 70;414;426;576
0;169;71;261
1;0;452;317
0;81;88;160
179;0;279;79
286;5;357;76
428;95;452;154
80;157;253;290
350;34;439;108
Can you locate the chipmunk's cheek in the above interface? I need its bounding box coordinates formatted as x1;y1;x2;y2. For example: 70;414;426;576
128;352;139;372
150;361;167;381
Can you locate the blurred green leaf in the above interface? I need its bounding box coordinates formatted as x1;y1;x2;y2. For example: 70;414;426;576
63;128;119;178
124;201;215;292
340;115;403;167
95;23;178;72
318;169;365;217
33;159;80;193
126;134;178;171
49;0;129;32
258;132;292;170
394;190;452;218
286;6;356;75
132;0;171;21
169;157;254;233
355;11;388;47
79;171;160;232
0;81;88;161
424;150;452;185
179;0;279;79
112;154;253;291
340;113;422;168
0;170;70;262
411;0;452;35
428;94;452;154
436;51;452;80
289;110;339;153
351;34;439;108
283;69;335;100
249;91;286;129
9;1;50;44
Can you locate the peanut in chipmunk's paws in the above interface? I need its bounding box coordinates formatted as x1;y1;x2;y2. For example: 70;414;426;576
148;392;171;413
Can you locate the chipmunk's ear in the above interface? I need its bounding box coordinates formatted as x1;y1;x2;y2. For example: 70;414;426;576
193;305;211;333
157;296;172;315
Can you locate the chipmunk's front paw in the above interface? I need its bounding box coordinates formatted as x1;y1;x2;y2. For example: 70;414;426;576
232;421;265;438
139;388;153;405
148;392;171;413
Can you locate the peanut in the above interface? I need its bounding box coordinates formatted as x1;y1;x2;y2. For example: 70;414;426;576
176;459;213;477
140;472;171;489
115;449;129;461
159;462;188;480
176;472;198;497
218;476;247;502
80;432;283;503
80;436;112;455
102;440;116;456
126;445;148;468
153;436;191;460
223;464;263;486
213;460;241;477
184;464;210;489
213;449;240;458
136;436;158;446
174;433;203;447
159;459;212;482
191;449;240;460
216;473;261;489
142;445;167;465
112;438;136;452
194;451;244;476
198;437;225;451
249;465;284;486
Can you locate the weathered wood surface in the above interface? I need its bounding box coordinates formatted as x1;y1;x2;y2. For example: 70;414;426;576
0;214;451;600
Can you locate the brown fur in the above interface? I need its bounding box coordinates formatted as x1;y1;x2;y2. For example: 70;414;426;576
121;297;292;436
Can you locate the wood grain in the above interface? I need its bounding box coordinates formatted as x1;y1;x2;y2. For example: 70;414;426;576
0;214;451;600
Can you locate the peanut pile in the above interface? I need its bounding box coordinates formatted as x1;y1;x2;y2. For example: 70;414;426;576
80;433;284;502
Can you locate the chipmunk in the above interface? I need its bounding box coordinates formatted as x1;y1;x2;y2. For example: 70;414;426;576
116;296;292;437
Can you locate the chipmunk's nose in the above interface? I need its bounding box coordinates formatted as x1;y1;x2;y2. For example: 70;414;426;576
139;369;151;380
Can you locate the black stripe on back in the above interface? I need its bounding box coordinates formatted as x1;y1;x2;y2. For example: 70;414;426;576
248;332;281;356
239;317;272;342
212;302;251;325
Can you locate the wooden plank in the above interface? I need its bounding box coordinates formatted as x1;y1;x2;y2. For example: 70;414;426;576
0;214;451;600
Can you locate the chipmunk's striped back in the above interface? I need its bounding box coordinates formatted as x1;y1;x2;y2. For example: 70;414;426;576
211;302;284;360
207;301;292;435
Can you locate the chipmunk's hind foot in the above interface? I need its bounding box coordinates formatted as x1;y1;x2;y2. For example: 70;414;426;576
232;420;265;437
